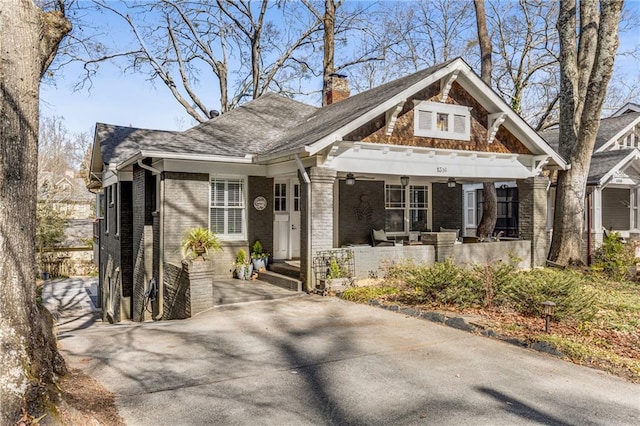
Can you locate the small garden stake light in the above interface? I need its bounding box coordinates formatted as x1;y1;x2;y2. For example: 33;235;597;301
541;301;556;333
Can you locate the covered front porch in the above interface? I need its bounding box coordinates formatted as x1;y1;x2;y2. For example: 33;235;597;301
293;145;551;290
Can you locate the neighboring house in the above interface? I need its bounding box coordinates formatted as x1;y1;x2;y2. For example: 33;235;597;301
88;57;566;322
38;170;95;276
540;102;640;259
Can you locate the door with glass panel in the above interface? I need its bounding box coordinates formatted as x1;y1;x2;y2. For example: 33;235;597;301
273;179;300;259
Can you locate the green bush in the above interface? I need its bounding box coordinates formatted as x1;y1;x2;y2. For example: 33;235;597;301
592;232;637;281
470;260;517;308
504;269;597;322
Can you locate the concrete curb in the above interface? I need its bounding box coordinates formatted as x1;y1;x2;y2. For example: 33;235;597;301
364;298;564;358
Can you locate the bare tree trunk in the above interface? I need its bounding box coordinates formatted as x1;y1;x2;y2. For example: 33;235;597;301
474;0;498;238
548;0;623;264
0;1;71;421
322;0;336;107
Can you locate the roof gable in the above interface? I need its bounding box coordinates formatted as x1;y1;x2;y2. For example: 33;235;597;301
589;148;640;186
350;81;532;155
540;112;640;154
258;57;565;168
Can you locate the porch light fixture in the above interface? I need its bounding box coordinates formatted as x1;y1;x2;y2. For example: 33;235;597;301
400;175;409;187
447;177;456;188
345;173;356;186
541;301;556;333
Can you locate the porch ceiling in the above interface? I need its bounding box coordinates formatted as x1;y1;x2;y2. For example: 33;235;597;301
328;142;536;181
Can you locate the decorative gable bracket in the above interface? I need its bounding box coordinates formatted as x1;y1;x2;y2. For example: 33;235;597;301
440;70;460;102
532;155;550;175
487;112;507;144
385;101;406;136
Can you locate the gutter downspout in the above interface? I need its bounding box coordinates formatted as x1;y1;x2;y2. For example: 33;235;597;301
295;155;312;292
137;160;164;320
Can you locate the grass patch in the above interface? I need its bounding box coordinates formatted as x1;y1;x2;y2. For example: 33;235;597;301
342;260;640;382
341;285;401;303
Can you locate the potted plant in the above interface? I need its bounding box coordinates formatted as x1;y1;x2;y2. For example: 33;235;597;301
251;240;269;271
234;248;253;280
181;227;221;261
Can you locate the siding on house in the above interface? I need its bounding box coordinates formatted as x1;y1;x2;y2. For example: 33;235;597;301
602;188;630;230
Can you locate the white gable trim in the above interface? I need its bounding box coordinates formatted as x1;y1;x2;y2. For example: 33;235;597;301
599;149;640;187
301;58;566;170
454;69;567;169
594;115;640;153
305;60;463;157
612;103;640;117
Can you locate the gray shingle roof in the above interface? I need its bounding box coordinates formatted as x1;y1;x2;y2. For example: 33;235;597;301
588;149;635;185
539;111;640;153
183;93;318;156
96;124;181;165
266;60;456;156
96;93;318;165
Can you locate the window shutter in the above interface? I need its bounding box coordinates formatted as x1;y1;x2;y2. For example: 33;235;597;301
417;110;432;131
454;114;466;134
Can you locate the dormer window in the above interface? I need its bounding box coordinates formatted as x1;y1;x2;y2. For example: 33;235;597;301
414;101;470;141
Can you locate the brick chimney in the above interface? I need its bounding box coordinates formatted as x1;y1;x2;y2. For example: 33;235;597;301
325;73;350;105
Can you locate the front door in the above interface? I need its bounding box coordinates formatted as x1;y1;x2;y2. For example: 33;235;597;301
273;179;300;260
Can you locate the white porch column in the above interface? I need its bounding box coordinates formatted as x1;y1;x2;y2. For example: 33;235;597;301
593;187;603;247
300;167;337;291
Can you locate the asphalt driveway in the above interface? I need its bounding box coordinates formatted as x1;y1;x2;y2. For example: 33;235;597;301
51;278;640;425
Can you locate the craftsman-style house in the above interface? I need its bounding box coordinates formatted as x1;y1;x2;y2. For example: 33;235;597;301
88;57;566;322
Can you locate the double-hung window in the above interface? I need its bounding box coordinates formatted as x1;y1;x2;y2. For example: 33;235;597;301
414;101;470;141
385;184;430;234
210;178;245;239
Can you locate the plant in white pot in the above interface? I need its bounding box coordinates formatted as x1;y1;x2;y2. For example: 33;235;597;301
250;240;269;272
181;227;221;261
234;248;253;279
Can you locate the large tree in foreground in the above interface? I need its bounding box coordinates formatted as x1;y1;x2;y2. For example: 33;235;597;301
0;0;71;421
548;0;623;265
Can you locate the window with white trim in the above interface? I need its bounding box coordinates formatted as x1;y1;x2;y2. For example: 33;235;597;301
414;101;470;141
385;184;430;234
209;178;245;238
465;190;476;228
104;186;111;234
114;183;119;235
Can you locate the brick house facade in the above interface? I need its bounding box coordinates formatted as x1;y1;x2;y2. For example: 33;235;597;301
88;58;566;322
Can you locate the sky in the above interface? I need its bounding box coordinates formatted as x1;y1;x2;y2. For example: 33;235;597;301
39;1;640;138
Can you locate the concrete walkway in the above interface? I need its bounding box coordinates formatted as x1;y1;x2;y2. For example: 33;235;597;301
47;278;640;425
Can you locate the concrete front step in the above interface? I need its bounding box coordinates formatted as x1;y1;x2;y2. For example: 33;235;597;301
258;270;303;292
212;279;299;306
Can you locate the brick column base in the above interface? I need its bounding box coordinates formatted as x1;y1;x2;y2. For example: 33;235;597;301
517;176;549;267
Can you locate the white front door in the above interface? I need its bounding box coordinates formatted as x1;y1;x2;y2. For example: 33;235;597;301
273;179;300;260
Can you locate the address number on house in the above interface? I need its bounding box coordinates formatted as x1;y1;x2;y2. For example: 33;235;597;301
436;167;448;174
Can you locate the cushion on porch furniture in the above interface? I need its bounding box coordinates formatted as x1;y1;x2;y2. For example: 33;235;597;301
440;227;460;239
373;229;388;242
372;229;394;247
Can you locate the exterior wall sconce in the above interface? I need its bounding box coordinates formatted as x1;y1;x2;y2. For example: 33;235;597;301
447;177;456;188
345;173;356;186
541;301;556;333
400;176;409;187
